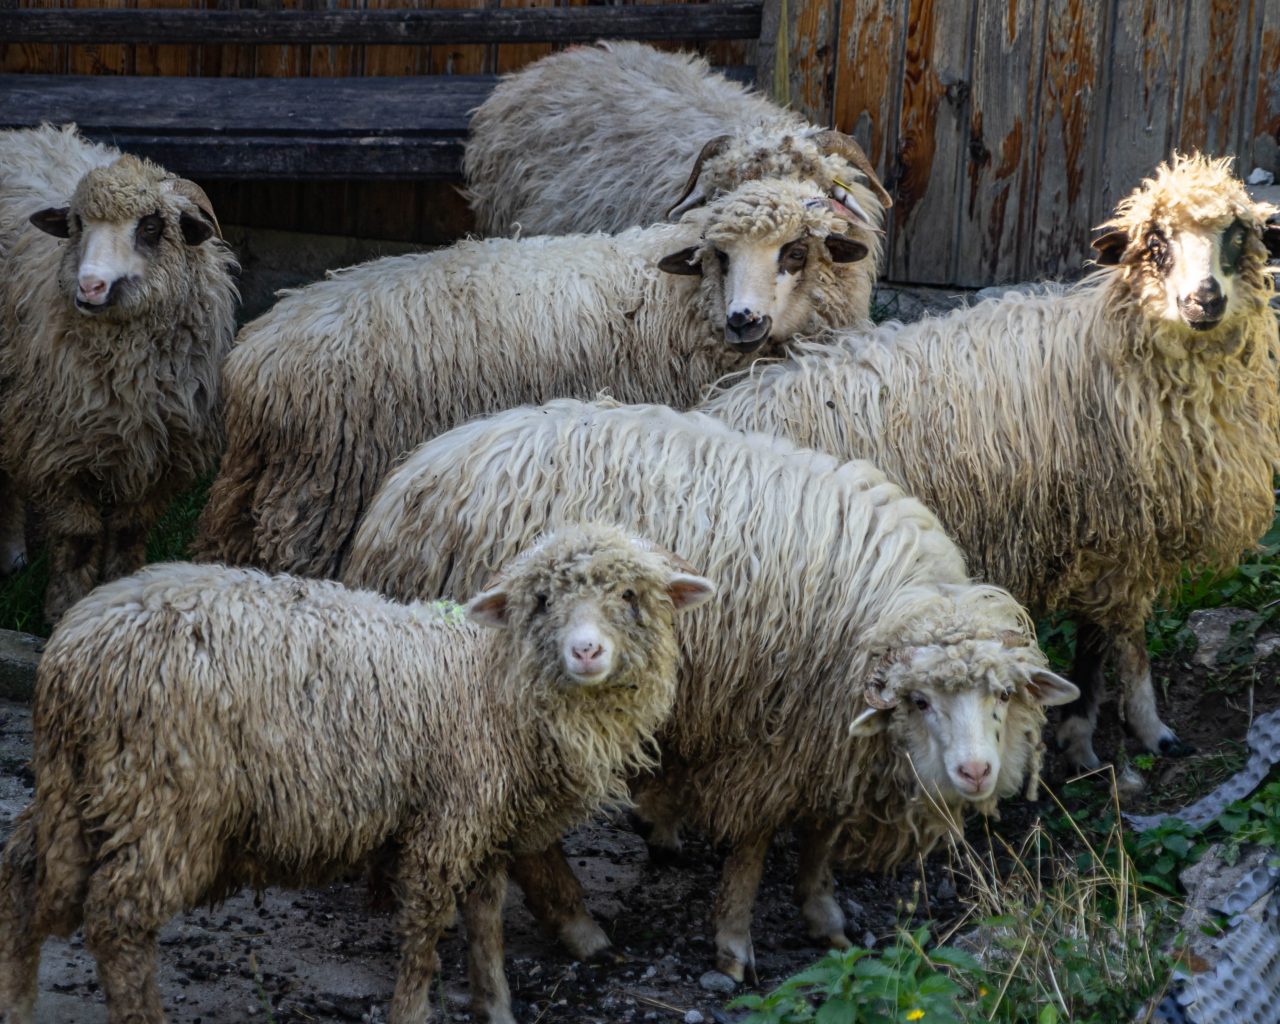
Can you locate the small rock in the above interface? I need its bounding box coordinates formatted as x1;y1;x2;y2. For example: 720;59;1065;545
1187;608;1255;667
934;876;957;901
862;931;876;948
1247;167;1276;186
699;970;738;994
684;1012;705;1024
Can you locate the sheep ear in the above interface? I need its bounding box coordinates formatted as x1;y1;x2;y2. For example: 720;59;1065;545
848;706;888;737
1091;229;1128;265
825;234;869;264
30;207;71;238
658;247;703;276
666;572;715;611
179;212;215;246
466;588;510;628
1023;669;1079;707
1263;216;1280;260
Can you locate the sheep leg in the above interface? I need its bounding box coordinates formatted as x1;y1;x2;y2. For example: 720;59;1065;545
1055;620;1107;771
509;844;612;960
794;821;850;950
713;831;772;984
1114;632;1191;757
391;832;459;1024
462;862;515;1024
0;471;26;577
0;813;42;1024
83;884;164;1024
43;497;104;625
103;494;171;584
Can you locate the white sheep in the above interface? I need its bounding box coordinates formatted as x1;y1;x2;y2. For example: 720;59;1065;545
701;153;1280;772
0;124;238;624
463;40;892;242
194;176;876;579
342;399;1078;981
0;524;713;1024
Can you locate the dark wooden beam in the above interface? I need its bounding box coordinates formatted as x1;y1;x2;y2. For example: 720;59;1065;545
0;3;763;45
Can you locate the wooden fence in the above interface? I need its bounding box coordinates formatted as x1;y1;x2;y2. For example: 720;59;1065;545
3;0;1278;287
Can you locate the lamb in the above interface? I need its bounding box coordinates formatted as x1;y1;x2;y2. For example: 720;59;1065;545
463;40;893;243
700;153;1280;773
0;124;238;624
342;399;1078;980
194;176;877;579
0;524;713;1024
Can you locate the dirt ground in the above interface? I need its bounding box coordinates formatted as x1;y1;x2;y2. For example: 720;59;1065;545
1;650;1277;1023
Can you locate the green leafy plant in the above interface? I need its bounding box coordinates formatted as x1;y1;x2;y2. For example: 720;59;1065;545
730;927;985;1024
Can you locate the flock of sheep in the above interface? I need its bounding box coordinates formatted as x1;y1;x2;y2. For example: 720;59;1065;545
0;38;1278;1024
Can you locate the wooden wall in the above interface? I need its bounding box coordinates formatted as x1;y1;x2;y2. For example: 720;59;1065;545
796;0;1280;285
4;0;1278;285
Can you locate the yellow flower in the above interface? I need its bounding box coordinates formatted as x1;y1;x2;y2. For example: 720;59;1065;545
906;1011;926;1022
979;986;989;997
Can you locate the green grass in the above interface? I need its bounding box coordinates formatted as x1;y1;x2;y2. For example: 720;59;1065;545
0;479;209;637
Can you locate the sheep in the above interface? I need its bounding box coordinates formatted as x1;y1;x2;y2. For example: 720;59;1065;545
700;153;1280;774
463;40;893;244
193;176;877;580
0;123;238;624
341;399;1079;981
0;523;714;1024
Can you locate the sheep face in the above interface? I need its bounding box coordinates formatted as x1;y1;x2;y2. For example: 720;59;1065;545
467;526;714;690
28;155;220;320
659;180;873;353
850;638;1078;805
1091;153;1280;337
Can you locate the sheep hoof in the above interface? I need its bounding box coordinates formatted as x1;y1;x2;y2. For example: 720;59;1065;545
560;916;612;961
714;943;756;985
1158;735;1195;758
824;931;852;951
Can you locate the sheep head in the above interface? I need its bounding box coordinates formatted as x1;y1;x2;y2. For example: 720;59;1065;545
1090;152;1279;339
467;523;714;692
657;177;878;353
29;154;224;320
850;587;1078;808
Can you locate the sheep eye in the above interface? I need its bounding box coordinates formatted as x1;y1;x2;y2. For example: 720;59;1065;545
999;690;1013;704
779;241;808;271
1145;230;1171;272
533;593;549;615
1222;220;1247;269
911;694;930;712
137;214;164;244
621;588;637;604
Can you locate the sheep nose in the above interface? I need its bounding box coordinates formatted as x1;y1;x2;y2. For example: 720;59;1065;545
724;313;772;352
955;761;992;790
1180;277;1225;326
77;275;109;303
571;640;604;664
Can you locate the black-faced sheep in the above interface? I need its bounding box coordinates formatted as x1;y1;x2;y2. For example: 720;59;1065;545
701;153;1280;772
463;41;892;241
0;124;237;624
0;524;713;1024
194;177;876;580
342;400;1078;981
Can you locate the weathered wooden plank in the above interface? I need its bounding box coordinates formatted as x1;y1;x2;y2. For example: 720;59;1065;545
58;132;469;178
1023;0;1108;282
135;0;196;78
309;0;361;78
66;0;130;77
889;0;976;284
363;0;427;77
496;0;554;75
1177;0;1255;158
1088;0;1181;240
0;0;66;75
424;0;490;76
782;0;837;126
1245;1;1280;173
255;0;309;78
832;0;903;184
0;2;765;44
952;0;1042;285
0;73;495;134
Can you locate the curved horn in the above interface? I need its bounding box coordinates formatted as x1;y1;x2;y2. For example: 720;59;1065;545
165;178;222;238
864;649;911;709
666;134;732;219
811;130;893;209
